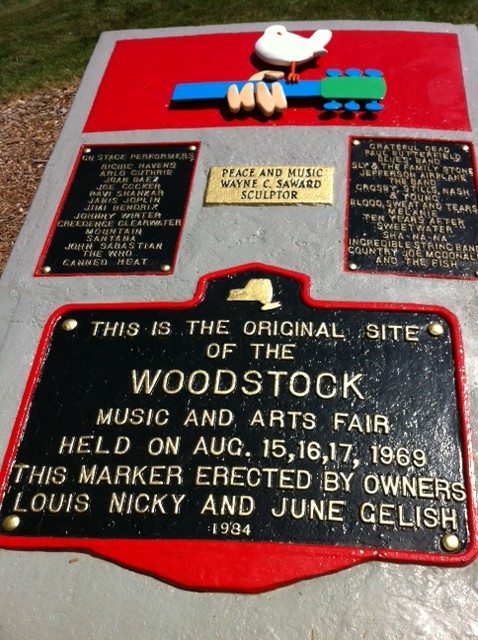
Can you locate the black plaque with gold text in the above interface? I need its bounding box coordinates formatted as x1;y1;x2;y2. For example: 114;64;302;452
347;139;478;277
0;267;473;559
37;143;198;275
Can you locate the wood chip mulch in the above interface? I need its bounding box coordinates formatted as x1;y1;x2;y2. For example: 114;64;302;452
0;84;78;274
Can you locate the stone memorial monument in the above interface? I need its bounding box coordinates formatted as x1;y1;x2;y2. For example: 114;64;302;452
0;20;477;639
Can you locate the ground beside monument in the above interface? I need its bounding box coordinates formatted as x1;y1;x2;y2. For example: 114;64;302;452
0;85;77;273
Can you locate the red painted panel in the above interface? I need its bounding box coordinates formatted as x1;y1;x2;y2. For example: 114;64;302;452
83;31;470;133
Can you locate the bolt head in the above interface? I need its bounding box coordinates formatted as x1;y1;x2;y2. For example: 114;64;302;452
61;319;78;331
2;515;20;532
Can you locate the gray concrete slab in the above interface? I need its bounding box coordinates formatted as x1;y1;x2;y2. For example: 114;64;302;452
0;21;477;639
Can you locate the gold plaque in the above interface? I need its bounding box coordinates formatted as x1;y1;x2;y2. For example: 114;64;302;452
205;166;334;205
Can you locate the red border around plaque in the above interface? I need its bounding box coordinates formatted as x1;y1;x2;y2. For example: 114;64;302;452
83;31;470;133
0;264;476;593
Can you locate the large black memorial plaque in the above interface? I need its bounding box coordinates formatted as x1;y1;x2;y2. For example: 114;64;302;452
0;267;473;559
347;138;478;278
37;143;198;275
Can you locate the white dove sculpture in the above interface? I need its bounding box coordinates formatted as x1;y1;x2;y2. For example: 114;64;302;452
255;25;332;82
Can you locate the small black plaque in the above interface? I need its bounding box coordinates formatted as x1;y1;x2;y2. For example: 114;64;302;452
347;139;478;278
37;144;198;275
0;267;472;558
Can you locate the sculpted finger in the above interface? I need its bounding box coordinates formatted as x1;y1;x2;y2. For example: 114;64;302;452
271;82;288;112
248;71;267;81
262;70;285;81
248;70;285;81
227;84;241;113
255;82;275;117
239;82;255;111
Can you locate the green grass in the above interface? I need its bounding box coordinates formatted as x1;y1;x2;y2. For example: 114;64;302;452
1;0;477;100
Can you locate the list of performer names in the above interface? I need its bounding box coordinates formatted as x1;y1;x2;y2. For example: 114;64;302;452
38;144;198;275
347;139;478;278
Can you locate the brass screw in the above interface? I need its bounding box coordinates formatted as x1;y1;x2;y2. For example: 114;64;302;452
348;263;358;271
428;321;444;337
441;532;460;553
461;144;470;152
352;140;361;146
474;267;478;277
41;266;52;274
2;515;20;532
188;145;197;151
61;318;78;331
84;147;91;153
160;264;171;273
